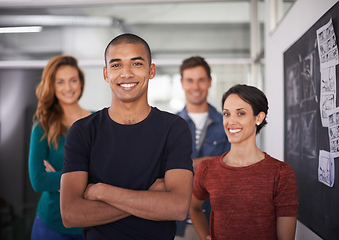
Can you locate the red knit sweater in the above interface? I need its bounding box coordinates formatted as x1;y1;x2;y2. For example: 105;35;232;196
193;152;298;240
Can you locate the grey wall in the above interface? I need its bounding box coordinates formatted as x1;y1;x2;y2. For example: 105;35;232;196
0;69;42;239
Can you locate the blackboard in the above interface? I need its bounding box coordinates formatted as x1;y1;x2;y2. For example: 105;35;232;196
283;2;339;240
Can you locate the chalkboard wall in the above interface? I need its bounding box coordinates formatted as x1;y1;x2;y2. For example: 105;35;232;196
283;2;339;240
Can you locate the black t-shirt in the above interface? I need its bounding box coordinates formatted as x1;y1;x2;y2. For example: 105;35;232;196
63;107;193;240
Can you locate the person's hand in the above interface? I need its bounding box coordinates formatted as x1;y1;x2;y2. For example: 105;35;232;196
149;178;166;191
44;160;56;172
84;183;98;201
206;235;211;240
84;179;166;202
44;160;60;192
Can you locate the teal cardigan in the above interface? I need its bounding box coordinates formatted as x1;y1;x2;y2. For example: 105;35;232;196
28;122;82;235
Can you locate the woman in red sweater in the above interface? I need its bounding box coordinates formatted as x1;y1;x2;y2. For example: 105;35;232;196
189;84;298;240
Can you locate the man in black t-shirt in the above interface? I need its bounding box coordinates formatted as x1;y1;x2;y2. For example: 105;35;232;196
60;33;193;240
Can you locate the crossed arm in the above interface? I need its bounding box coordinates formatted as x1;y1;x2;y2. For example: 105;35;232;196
60;169;193;228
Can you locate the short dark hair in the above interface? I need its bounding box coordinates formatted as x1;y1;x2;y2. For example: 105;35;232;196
180;56;211;79
222;84;269;134
104;33;152;66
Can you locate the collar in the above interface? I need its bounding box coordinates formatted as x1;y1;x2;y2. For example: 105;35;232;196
177;103;222;124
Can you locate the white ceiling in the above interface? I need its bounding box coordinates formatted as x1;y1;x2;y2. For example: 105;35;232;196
0;0;294;65
0;1;258;25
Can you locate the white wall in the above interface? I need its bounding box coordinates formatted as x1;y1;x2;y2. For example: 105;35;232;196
61;27;123;111
264;0;338;239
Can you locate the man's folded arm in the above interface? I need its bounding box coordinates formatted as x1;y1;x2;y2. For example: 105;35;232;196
60;171;131;228
84;168;193;221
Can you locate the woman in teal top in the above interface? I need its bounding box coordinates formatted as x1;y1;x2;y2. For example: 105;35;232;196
29;55;92;240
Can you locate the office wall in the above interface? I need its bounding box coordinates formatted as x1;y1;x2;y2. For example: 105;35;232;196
264;0;338;239
0;69;43;239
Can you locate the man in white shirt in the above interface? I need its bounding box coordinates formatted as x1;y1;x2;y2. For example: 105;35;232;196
176;56;231;239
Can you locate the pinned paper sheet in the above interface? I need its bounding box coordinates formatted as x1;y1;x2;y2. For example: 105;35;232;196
318;150;335;187
327;107;339;158
316;18;339;70
320;66;336;127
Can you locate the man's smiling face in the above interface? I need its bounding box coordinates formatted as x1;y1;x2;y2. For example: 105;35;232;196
103;43;156;104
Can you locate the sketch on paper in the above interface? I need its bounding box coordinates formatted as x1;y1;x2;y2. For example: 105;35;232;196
286;63;301;106
317;18;339;70
320;93;335;125
318;150;335;187
301;111;317;158
328;107;339;158
320;66;336;126
286;115;300;155
321;94;335;118
321;66;336;92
